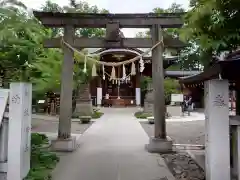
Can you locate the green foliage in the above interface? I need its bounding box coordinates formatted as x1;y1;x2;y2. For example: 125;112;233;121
140;76;180;105
134;111;152;119
181;0;240;58
140;76;152;91
164;78;181;105
92;111;104;119
24;133;59;180
72;108;104;119
0;0;108;100
0;7;50;82
135;3;202;70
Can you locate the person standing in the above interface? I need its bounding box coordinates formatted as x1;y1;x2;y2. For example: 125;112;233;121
187;96;193;116
105;93;110;107
182;95;187;116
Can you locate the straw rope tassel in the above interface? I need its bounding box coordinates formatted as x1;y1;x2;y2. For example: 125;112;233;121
139;57;145;72
122;64;126;79
111;66;116;80
131;62;136;76
61;37;162;68
102;65;105;80
92;63;97;77
83;56;87;73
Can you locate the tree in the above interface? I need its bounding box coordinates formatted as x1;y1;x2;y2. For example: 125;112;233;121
164;78;181;105
135;3;201;70
0;0;27;10
41;0;108;38
153;3;185;38
181;0;240;59
0;4;50;84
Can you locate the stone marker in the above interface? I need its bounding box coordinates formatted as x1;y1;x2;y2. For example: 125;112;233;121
7;83;32;180
0;89;9;177
204;79;230;180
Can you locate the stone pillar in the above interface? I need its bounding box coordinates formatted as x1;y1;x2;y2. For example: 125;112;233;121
97;77;102;107
52;26;77;151
232;125;240;180
0;89;9;177
204;79;230;180
236;89;240;115
135;72;141;106
147;24;172;153
135;88;141;106
8;83;31;180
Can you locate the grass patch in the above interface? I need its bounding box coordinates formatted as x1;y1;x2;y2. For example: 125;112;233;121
72;108;104;119
92;110;104;119
134;111;152;119
24;133;59;180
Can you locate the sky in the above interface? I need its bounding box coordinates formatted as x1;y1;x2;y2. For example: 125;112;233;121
21;0;189;37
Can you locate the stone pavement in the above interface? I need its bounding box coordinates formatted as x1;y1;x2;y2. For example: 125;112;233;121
140;111;205;145
52;108;176;180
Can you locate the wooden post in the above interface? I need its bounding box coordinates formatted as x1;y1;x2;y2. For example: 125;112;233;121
58;25;74;139
151;24;166;139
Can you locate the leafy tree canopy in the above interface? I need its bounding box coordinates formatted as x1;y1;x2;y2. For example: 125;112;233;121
0;0;106;99
181;0;240;56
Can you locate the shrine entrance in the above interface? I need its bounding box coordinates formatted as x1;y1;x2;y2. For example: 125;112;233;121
33;11;184;153
90;48;141;107
101;59;137;107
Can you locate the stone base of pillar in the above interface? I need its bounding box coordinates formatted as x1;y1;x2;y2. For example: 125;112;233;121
146;136;173;153
74;100;93;116
51;136;77;152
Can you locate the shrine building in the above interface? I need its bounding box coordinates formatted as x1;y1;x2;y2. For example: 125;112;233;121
88;36;194;107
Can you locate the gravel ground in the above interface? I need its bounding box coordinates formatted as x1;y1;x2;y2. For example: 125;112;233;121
140;118;206;180
32;119;94;134
161;152;205;180
140;120;205;145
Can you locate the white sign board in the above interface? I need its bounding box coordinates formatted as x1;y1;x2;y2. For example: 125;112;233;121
171;94;184;102
8;83;32;180
0;89;9;125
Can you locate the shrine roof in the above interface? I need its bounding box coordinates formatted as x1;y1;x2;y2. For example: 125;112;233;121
179;50;240;85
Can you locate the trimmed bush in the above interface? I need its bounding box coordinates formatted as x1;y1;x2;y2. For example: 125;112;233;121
24;133;59;180
134;111;152;119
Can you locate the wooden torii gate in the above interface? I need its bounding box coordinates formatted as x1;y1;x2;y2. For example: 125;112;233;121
33;11;184;152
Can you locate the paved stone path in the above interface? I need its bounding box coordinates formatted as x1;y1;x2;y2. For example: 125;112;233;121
140;112;205;145
52;108;176;180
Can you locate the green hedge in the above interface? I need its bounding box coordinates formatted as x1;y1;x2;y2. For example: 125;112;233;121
24;133;59;180
134;111;152;119
72;109;104;119
92;111;104;119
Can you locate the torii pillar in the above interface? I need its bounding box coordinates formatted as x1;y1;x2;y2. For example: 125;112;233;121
147;24;172;153
51;25;77;151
